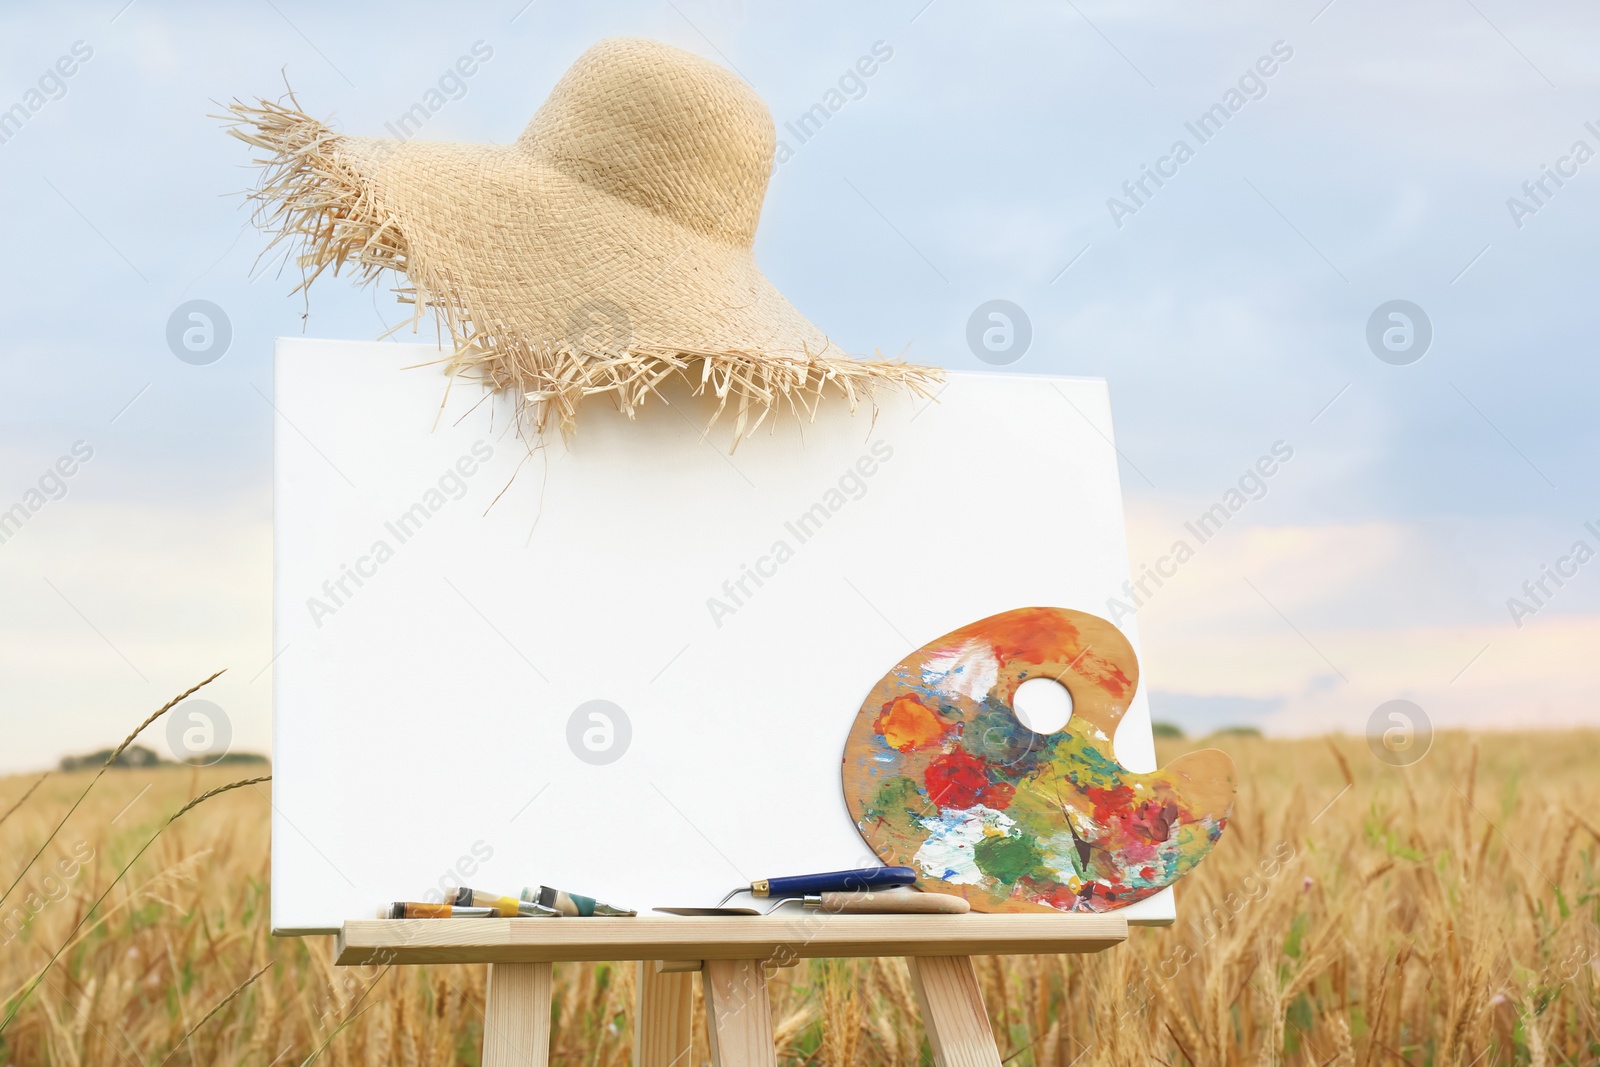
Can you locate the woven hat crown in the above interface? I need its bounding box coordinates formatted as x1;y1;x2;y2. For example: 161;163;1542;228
225;36;939;439
516;37;774;246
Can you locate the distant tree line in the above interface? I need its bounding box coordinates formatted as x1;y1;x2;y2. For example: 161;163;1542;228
1151;722;1264;741
57;744;268;772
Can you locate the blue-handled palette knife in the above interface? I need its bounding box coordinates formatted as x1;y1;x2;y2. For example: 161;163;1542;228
655;867;917;915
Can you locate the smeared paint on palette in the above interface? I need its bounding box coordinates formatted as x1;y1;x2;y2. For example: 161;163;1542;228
841;607;1236;913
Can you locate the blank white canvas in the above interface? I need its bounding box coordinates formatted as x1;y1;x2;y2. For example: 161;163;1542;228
271;338;1174;933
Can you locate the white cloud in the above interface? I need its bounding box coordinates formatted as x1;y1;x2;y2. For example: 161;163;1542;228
1122;508;1600;736
0;497;271;774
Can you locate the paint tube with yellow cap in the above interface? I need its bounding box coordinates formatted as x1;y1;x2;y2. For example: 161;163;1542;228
446;885;635;917
448;887;555;917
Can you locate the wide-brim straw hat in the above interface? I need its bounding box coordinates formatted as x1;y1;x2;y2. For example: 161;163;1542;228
225;37;940;438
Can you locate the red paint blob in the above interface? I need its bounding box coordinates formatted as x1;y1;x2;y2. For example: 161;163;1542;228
925;750;988;809
980;781;1016;810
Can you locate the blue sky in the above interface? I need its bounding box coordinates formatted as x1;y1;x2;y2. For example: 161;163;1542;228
1;0;1597;772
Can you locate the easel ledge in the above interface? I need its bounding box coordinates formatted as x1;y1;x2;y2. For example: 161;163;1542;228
336;912;1127;965
334;914;1127;1067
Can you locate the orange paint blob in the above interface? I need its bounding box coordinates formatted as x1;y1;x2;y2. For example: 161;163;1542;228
954;607;1082;668
947;607;1131;698
873;694;947;752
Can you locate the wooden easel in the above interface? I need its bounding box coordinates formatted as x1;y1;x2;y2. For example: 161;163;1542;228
338;913;1127;1066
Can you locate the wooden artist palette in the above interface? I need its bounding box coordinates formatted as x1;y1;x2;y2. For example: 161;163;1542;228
842;607;1236;913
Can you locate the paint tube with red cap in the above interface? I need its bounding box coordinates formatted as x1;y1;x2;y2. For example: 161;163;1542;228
379;902;497;919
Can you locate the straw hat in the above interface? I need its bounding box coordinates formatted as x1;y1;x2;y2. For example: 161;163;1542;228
226;37;939;437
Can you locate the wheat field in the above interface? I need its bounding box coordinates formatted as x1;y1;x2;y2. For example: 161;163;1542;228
2;723;1597;1066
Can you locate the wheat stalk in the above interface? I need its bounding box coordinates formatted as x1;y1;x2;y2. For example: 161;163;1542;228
0;772;266;1035
0;669;225;914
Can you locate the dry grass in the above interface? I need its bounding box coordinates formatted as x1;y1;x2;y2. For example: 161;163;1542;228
2;730;1597;1065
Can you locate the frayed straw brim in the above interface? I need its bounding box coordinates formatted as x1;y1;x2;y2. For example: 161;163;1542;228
223;67;941;442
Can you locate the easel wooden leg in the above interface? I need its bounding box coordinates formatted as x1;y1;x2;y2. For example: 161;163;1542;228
634;961;693;1067
907;956;1003;1067
482;961;553;1067
703;959;776;1067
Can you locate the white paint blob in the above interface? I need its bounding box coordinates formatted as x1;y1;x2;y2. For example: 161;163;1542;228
912;805;1016;885
921;639;1000;703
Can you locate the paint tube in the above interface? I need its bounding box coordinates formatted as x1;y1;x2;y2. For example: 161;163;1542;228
380;902;498;919
448;887;557;917
519;885;635;917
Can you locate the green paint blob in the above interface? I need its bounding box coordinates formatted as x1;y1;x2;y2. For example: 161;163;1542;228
1063;739;1122;789
864;775;923;822
974;832;1043;886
